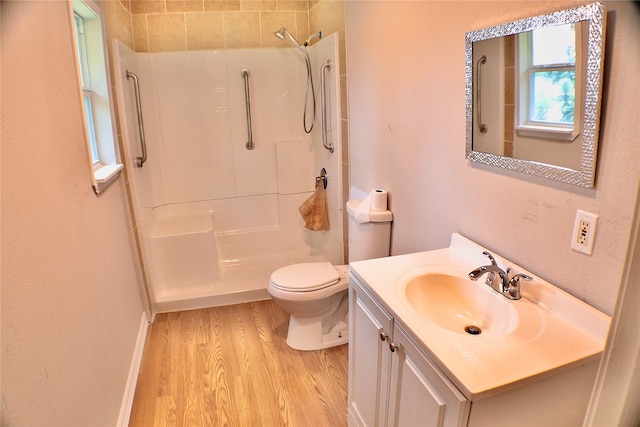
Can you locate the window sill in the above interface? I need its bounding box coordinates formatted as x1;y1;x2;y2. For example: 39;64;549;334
92;163;123;194
516;125;580;142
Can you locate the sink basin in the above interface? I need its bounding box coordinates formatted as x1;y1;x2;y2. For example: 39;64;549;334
401;271;519;337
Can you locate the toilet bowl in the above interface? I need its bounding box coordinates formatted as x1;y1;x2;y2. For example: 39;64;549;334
268;263;349;351
268;196;393;351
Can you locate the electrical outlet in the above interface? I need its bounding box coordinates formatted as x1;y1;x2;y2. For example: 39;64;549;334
571;210;598;255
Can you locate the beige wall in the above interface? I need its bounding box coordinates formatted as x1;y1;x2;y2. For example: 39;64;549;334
1;1;145;424
346;0;640;315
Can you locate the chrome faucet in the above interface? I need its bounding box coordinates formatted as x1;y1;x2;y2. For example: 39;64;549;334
468;251;533;300
479;251;499;287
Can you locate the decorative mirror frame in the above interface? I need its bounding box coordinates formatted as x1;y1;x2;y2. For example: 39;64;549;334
465;2;606;188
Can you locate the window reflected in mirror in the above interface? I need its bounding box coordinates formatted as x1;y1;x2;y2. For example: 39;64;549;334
472;22;587;170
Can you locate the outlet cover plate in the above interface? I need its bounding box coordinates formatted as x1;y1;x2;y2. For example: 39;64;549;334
571;210;598;255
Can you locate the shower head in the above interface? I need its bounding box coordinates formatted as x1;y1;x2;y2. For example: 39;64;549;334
273;27;288;41
274;27;302;49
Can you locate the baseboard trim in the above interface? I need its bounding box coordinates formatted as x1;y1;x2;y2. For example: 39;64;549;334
117;313;149;427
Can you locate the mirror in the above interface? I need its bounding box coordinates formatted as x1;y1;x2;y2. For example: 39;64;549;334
465;2;606;187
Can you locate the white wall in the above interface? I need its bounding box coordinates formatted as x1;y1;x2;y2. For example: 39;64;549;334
1;1;145;425
346;0;640;315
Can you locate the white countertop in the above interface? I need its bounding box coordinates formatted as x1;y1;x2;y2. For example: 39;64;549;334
349;233;610;400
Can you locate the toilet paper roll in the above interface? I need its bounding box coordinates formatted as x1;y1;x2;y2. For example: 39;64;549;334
370;189;388;212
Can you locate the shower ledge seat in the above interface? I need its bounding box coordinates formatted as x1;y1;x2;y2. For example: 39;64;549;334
146;210;325;313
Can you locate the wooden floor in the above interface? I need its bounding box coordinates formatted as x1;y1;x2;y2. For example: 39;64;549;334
129;299;349;426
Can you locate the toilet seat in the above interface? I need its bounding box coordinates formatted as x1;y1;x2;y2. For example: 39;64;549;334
269;262;340;292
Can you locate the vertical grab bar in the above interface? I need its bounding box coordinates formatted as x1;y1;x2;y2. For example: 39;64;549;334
125;70;148;167
475;55;488;134
320;60;334;153
241;69;255;150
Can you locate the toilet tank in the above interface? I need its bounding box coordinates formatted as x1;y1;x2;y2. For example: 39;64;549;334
346;198;393;262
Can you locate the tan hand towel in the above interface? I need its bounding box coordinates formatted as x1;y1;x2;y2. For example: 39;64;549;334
299;184;330;231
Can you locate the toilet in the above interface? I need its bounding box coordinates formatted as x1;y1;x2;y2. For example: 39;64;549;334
268;197;393;350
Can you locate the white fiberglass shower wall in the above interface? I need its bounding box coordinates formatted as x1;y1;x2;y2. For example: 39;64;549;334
113;35;343;313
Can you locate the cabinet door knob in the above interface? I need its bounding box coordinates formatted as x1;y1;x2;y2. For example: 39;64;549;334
389;343;398;352
380;332;388;342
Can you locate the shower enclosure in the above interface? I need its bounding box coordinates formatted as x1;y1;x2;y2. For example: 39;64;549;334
113;35;343;314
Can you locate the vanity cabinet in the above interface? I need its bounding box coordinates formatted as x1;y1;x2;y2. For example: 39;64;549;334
348;275;468;427
348;272;601;427
347;275;393;426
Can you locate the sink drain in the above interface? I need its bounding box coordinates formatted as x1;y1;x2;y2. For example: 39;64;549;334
465;325;482;335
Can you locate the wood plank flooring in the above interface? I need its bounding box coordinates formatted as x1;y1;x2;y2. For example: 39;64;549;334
129;299;349;427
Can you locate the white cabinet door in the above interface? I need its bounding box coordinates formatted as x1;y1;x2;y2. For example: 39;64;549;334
387;325;468;427
348;277;394;427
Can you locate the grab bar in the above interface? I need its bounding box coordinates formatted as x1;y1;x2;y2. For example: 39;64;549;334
125;70;148;167
475;55;488;134
320;60;334;153
241;69;255;150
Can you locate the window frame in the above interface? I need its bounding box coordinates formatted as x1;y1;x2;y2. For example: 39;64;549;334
515;23;584;142
69;0;123;194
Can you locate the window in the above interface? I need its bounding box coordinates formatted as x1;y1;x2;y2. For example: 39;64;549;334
70;0;122;193
516;23;583;141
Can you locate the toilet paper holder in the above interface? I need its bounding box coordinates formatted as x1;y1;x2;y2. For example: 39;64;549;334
315;168;328;189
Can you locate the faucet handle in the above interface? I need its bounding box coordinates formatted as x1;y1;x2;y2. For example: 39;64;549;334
482;252;498;286
511;273;533;283
482;251;498;266
505;273;533;300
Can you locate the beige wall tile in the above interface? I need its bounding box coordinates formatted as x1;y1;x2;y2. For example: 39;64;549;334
241;0;277;11
295;10;309;43
204;0;240;11
503;140;513;157
132;14;149;51
278;0;309;11
341;151;350;262
504;66;515;105
504;34;515;66
341;118;349;165
148;13;188;51
261;11;296;48
119;0;132;13
340;74;348;120
223;11;260;48
125;1;311;51
131;0;165;14
309;0;343;37
105;0;134;49
504;105;514;142
166;0;205;13
186;12;224;49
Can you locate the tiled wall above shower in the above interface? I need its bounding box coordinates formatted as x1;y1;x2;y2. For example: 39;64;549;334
105;1;345;52
130;0;311;51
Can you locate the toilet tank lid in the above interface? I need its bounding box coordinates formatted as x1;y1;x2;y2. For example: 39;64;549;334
270;262;340;291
